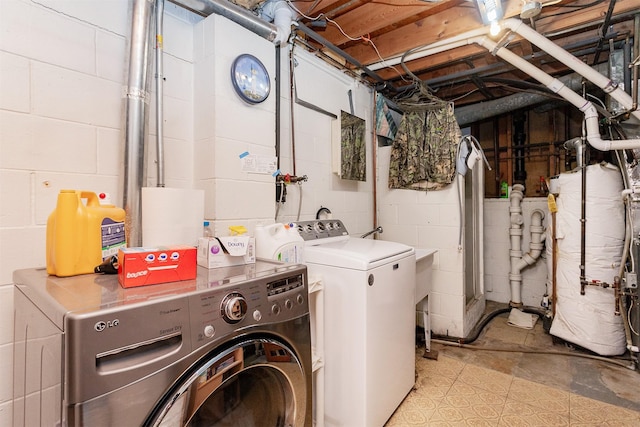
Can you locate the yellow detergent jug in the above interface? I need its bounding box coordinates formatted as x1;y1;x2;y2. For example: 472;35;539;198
46;190;126;277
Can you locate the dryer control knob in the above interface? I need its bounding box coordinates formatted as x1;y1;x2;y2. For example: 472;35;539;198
253;310;262;321
285;299;293;310
221;293;248;324
204;324;215;338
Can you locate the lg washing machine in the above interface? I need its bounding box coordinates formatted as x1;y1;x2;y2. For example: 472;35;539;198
13;260;312;427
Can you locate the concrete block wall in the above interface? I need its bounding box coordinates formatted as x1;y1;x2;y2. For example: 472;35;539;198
0;0;197;422
276;49;375;234
376;146;467;337
0;1;552;424
193;14;278;233
0;1;375;422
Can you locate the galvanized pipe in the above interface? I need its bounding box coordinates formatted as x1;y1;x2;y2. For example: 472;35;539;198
122;0;155;247
169;0;278;42
454;66;607;126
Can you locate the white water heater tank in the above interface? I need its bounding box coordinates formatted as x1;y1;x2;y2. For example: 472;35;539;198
547;162;626;356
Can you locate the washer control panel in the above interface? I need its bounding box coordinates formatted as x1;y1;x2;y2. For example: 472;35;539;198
296;219;348;241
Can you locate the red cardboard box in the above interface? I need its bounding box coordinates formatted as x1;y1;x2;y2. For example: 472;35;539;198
118;246;197;288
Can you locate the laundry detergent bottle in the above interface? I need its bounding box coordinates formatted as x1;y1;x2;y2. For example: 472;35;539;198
46;190;126;277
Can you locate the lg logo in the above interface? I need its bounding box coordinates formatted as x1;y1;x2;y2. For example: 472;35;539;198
94;319;119;332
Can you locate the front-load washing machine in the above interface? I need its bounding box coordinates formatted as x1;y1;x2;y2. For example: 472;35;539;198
13;260;312;426
295;220;416;427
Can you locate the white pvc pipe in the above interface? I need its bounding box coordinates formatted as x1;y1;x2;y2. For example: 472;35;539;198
367;19;640;151
516;209;545;273
503;18;640;122
508;184;546;306
259;0;295;45
475;35;640;151
509;184;525;305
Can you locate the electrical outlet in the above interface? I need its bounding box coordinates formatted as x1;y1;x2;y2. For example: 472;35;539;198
625;271;637;289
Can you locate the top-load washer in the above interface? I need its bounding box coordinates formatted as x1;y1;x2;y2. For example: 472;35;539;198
13;260;312;427
295;220;415;427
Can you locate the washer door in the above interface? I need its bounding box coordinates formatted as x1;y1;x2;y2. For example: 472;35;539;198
146;338;307;427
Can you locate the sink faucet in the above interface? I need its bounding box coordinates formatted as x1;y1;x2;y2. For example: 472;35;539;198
361;226;383;239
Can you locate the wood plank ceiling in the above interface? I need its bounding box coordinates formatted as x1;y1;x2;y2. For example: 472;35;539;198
288;0;639;110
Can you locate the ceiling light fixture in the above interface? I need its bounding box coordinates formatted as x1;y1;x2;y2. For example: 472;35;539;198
520;1;542;19
476;0;504;36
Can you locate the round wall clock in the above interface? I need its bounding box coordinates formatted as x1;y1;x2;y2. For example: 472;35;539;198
231;54;270;104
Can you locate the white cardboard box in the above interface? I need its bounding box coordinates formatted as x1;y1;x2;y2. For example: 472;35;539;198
197;236;256;269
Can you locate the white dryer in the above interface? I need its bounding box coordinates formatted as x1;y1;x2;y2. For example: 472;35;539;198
296;220;415;427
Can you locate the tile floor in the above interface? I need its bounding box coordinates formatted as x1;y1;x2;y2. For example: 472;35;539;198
386;304;640;426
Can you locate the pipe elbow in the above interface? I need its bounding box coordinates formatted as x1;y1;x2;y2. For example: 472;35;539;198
531;208;545;224
260;0;295;45
503;18;522;32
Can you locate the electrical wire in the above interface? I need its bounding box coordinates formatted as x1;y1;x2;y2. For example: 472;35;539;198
630;303;639;336
286;0;409;81
536;0;606;20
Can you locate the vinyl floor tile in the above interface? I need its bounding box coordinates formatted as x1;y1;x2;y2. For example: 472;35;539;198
387;301;640;426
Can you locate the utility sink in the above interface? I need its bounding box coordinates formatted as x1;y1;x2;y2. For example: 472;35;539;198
415;248;437;303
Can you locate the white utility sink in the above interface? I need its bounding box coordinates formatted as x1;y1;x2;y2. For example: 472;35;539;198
415;248;437;303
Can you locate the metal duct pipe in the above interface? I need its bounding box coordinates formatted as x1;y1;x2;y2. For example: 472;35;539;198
122;0;155;247
454;64;609;126
169;0;278;42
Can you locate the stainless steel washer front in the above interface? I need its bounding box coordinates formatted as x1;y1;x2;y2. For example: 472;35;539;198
12;260;312;427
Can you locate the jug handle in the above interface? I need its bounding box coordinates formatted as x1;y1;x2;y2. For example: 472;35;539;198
80;191;100;207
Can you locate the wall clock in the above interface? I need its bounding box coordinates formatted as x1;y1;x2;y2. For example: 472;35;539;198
231;54;270;104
